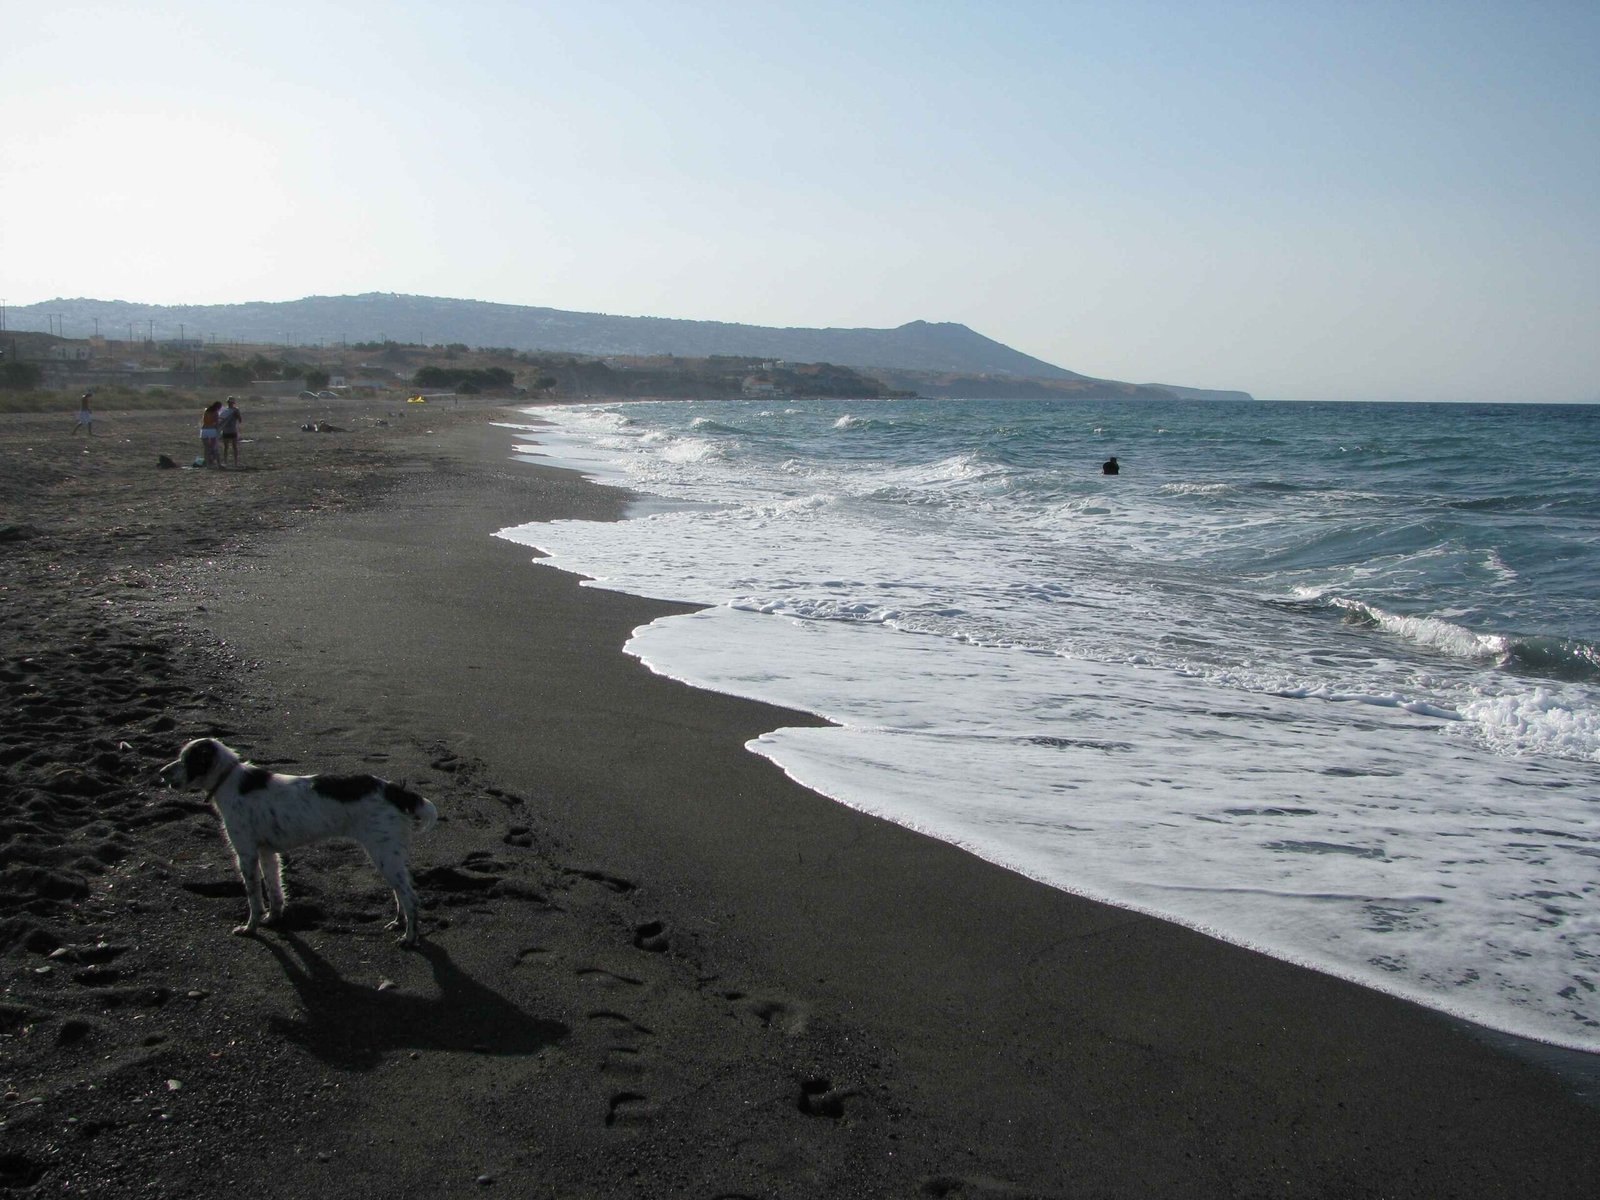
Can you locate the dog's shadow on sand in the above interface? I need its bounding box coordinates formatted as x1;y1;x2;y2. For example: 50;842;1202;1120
260;933;569;1069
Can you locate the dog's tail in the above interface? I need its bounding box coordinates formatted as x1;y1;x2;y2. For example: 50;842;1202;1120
383;782;440;835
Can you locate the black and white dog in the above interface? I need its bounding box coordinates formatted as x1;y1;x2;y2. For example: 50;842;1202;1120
159;738;438;946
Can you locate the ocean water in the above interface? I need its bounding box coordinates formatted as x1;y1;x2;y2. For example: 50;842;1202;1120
496;396;1600;1051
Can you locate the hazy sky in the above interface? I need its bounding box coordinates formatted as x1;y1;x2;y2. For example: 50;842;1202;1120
3;1;1596;402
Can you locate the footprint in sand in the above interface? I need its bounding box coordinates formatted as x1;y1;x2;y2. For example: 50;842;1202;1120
562;867;637;895
585;1009;654;1037
585;1011;656;1086
48;942;130;966
599;1045;646;1079
632;920;669;953
575;967;644;990
71;966;123;988
921;1175;1066;1199
604;1090;658;1128
734;994;810;1037
55;1017;98;1046
414;863;502;900
797;1076;855;1119
0;1153;46;1190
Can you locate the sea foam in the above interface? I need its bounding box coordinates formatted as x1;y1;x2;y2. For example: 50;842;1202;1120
499;396;1600;1050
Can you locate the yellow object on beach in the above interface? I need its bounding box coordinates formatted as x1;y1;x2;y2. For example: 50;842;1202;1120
408;395;427;404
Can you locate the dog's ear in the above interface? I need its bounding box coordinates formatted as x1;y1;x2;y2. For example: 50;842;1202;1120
183;739;218;779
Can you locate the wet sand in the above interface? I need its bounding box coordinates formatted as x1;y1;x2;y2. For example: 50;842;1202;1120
2;398;1597;1198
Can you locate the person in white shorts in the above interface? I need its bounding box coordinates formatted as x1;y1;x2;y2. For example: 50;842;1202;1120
200;400;222;467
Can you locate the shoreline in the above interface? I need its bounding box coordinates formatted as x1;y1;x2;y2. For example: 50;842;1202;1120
4;400;1598;1196
506;413;1600;1094
504;403;1600;1064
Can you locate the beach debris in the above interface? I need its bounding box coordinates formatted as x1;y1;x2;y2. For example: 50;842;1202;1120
156;455;178;469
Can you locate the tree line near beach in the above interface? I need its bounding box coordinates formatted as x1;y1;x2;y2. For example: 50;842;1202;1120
2;320;1257;411
0;328;917;409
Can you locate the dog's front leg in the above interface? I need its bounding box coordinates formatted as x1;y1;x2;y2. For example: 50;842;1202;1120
230;840;267;936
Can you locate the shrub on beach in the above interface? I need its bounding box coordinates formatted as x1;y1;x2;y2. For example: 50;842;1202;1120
0;361;45;391
413;364;515;392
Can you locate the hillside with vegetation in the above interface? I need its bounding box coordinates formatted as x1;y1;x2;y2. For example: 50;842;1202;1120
0;329;918;407
7;294;1083;381
2;311;1253;405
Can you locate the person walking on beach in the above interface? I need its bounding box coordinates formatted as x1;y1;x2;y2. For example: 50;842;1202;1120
74;391;94;436
218;396;243;467
200;401;222;468
1102;455;1120;475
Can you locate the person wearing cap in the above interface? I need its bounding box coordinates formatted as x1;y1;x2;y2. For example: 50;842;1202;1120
74;391;94;436
218;396;243;466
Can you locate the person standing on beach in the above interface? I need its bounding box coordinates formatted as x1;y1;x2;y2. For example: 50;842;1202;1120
218;397;243;467
200;401;222;468
74;392;94;436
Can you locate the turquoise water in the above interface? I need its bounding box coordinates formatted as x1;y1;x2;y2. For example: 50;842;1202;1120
501;396;1600;1048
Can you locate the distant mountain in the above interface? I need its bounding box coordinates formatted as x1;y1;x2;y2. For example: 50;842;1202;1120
9;293;1081;380
859;367;1181;402
8;293;1255;400
1140;383;1257;403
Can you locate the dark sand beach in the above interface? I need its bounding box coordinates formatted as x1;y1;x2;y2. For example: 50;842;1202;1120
3;397;1598;1198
